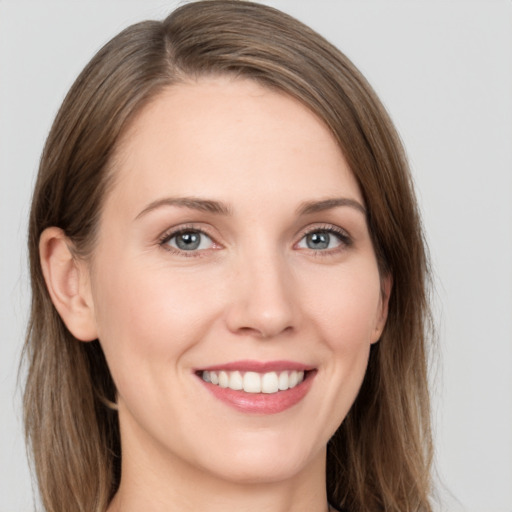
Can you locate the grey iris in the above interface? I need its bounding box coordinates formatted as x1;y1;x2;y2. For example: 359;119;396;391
306;232;330;250
176;231;201;250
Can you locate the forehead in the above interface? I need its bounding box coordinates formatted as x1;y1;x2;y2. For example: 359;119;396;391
108;76;362;212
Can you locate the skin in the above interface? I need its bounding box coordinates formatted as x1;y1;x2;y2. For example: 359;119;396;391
40;76;390;512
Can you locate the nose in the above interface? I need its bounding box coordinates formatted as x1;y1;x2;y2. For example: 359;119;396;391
224;246;298;339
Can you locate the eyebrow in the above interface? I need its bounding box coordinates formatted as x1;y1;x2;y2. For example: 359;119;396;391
296;197;366;216
135;196;232;220
135;195;366;220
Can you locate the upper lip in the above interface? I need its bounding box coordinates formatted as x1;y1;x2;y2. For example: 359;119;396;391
196;360;315;373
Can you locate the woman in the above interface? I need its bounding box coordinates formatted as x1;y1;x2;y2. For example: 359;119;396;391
23;1;433;511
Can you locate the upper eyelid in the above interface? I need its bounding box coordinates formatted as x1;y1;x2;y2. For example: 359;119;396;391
297;223;352;240
164;229;213;244
158;223;218;243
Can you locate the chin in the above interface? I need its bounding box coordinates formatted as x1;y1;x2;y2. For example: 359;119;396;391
189;428;325;486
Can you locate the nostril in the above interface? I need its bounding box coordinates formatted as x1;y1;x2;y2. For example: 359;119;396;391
238;323;295;339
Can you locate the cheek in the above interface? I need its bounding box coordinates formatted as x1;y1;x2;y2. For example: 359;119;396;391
91;260;222;382
300;263;383;348
300;262;381;402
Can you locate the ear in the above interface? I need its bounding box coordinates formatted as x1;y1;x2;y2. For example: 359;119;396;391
371;273;392;344
39;227;98;342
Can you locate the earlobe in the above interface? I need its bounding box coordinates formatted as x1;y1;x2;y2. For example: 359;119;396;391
39;227;98;342
371;273;393;344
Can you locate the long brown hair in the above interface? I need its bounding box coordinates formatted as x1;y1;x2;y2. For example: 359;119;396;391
23;1;433;511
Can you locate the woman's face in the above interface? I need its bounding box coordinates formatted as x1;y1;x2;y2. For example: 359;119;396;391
85;77;389;485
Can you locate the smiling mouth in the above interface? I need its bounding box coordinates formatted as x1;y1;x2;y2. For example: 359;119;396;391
200;369;308;394
195;362;317;413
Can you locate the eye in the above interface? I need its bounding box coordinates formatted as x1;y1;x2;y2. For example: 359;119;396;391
296;228;350;251
163;229;214;252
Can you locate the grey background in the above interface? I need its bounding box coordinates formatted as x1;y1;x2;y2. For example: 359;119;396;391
1;1;511;510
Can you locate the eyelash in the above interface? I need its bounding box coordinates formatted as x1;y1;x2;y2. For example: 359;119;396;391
158;224;217;258
299;224;353;254
158;224;353;257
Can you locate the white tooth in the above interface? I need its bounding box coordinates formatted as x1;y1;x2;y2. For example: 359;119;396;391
278;371;289;391
218;371;229;388
206;369;306;392
261;372;279;394
243;372;261;393
229;371;243;390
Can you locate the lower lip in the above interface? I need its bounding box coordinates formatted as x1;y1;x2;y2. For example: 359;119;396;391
197;371;316;414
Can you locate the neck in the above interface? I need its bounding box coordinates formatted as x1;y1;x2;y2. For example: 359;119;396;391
109;480;330;512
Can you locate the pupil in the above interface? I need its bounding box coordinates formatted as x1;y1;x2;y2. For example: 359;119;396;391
307;232;329;250
176;232;200;250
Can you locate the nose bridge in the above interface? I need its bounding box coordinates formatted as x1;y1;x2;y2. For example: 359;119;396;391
226;237;297;338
